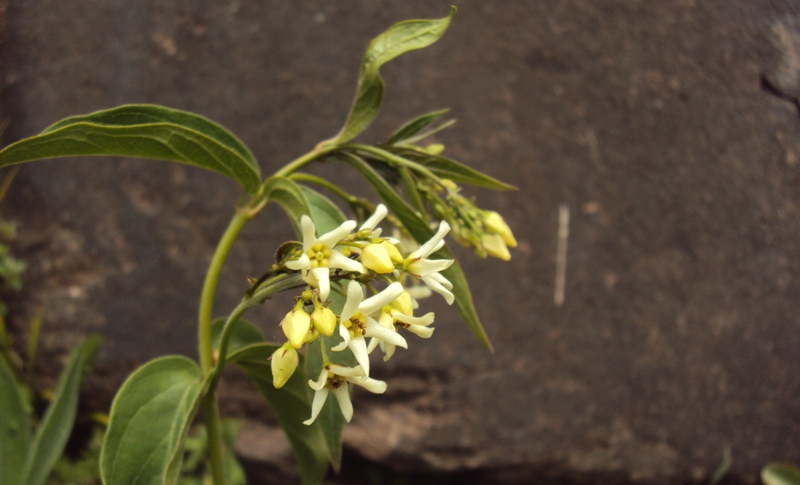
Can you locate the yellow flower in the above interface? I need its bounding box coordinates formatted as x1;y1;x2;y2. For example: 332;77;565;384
483;211;517;248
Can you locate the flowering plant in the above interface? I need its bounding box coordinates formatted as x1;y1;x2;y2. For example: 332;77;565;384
0;8;517;485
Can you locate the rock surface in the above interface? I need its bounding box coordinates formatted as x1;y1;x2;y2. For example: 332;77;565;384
2;1;799;483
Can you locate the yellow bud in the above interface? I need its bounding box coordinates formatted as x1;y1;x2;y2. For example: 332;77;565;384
270;344;299;389
482;234;511;261
311;307;337;336
441;179;458;191
361;244;395;274
425;143;445;155
381;240;404;264
390;291;415;316
281;309;311;349
483;211;517;248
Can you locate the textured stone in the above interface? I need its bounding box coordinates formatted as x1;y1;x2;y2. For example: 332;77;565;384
1;1;799;484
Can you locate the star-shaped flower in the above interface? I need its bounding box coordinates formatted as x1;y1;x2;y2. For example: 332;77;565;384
369;291;435;361
303;364;387;425
331;281;408;376
403;221;455;304
285;216;365;300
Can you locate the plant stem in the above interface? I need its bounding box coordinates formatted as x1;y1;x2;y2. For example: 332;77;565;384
274;146;333;178
201;396;227;485
198;210;251;375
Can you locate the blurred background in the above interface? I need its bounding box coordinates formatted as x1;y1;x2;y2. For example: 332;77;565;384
1;1;799;483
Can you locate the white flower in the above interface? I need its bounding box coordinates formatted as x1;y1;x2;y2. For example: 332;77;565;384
331;281;407;376
403;221;455;305
285;216;365;300
303;364;386;425
368;293;435;361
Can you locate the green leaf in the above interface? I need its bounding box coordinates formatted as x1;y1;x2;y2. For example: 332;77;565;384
0;104;261;193
338;152;493;351
385;146;516;190
299;185;347;235
327;8;456;145
385;109;450;145
100;356;204;485
263;176;312;236
763;464;800;485
210;317;265;357
23;338;94;485
228;344;334;485
399;166;427;219
0;357;30;485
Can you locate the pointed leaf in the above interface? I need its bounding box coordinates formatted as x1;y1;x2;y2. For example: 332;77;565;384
23;338;95;485
229;343;334;485
101;356;203;485
385;146;516;190
385;109;450;145
338;153;493;350
328;8;456;145
0;357;30;485
299;185;347;235
0;104;261;193
763;464;800;485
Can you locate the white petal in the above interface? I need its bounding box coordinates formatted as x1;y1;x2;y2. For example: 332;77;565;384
426;271;454;290
359;282;404;316
382;342;396;362
406;285;432;300
422;274;455;305
354;376;387;394
308;368;329;390
349;336;371;376
360;204;388;231
285;253;311;271
406;325;434;338
330;364;366;378
408;258;452;277
364;318;408;349
332;385;354;422
394;312;435;326
340;281;364;322
300;216;318;251
328;250;366;274
310;267;330;301
410;221;450;259
331;323;351;352
303;387;329;425
367;337;379;354
318;220;357;248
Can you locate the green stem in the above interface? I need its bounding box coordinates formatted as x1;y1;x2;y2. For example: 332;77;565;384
201;396;227;485
274;146;334;178
342;144;443;185
198;210;251;374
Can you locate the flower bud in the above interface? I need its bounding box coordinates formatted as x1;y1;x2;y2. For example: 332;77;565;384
381;240;404;264
270;344;299;389
361;244;395;274
390;291;415;316
424;143;445;155
311;307;337;337
482;234;511;261
483;211;517;248
281;309;311;349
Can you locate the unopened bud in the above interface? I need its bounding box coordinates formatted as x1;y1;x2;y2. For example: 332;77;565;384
390;291;415;316
361;244;395;274
270;344;299;389
483;211;517;248
481;234;511;261
381;240;404;264
281;309;311;349
311;307;337;336
425;143;445;155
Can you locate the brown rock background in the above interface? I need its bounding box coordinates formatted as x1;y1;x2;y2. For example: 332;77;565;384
1;1;799;483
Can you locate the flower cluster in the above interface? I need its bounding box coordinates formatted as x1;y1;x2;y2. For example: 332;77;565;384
269;205;452;424
417;178;518;261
